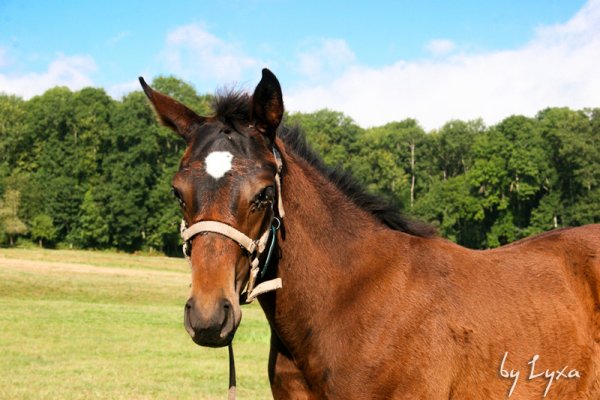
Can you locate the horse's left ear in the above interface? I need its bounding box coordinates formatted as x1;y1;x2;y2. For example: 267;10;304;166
138;77;205;143
251;68;284;143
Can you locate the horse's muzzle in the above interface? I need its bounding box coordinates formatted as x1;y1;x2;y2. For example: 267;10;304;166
184;297;236;347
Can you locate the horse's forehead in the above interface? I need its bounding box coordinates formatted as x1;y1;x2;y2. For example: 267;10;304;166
176;137;275;218
178;128;273;185
186;124;265;164
186;144;264;176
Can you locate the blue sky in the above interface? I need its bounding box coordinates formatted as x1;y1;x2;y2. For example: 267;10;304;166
1;0;598;129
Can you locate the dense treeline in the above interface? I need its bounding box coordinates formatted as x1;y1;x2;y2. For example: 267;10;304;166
0;77;598;254
289;110;600;248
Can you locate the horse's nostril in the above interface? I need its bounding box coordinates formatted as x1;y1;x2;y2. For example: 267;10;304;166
222;299;231;311
185;298;193;311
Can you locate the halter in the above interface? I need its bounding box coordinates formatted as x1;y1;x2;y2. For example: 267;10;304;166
179;147;285;303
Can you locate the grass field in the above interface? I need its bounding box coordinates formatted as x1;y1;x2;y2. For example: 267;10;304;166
0;248;272;399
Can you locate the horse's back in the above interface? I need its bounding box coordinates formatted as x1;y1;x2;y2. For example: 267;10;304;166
495;224;600;311
498;224;600;252
426;224;600;399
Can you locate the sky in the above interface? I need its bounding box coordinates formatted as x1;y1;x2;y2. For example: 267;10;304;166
0;0;598;130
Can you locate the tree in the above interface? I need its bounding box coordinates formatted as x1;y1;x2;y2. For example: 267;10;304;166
144;169;181;255
497;115;553;238
1;81;597;252
414;174;483;247
30;214;57;247
19;87;85;242
286;109;363;170
68;189;109;248
354;119;426;208
0;95;26;172
0;189;28;246
100;91;159;251
424;119;485;181
537;107;600;226
525;191;562;236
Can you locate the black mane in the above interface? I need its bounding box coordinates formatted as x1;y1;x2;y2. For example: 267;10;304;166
212;91;437;238
213;90;252;127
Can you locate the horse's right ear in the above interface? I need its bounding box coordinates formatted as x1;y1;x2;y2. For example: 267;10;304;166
139;77;205;142
251;69;284;144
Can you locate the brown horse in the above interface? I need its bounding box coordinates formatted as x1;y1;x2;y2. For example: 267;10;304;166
140;69;600;399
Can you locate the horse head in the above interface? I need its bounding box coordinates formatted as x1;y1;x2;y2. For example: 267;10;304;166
140;69;284;347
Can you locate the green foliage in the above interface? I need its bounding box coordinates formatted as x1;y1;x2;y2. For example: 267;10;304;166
0;95;26;173
99;91;159;250
30;214;57;247
67;190;109;248
525;191;561;236
0;189;28;245
145;168;181;256
414;175;483;247
537;107;600;226
0;78;597;251
286;109;362;170
426;119;484;180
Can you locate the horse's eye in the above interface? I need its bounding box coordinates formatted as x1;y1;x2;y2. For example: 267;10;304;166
260;186;275;202
251;186;274;211
259;186;275;202
172;187;185;207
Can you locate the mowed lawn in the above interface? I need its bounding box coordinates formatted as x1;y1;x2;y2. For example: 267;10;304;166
0;248;272;399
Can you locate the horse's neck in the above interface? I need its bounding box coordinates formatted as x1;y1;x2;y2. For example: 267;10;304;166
260;149;410;354
279;151;386;278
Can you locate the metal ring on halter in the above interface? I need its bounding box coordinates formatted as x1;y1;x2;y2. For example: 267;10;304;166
272;217;281;230
260;217;281;278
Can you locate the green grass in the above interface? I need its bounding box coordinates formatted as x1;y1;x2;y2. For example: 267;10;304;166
0;248;272;399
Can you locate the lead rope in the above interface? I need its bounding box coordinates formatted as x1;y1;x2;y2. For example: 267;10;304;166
228;343;236;400
181;148;284;400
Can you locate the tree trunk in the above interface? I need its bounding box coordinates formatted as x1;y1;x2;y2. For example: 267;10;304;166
39;239;43;248
9;235;14;246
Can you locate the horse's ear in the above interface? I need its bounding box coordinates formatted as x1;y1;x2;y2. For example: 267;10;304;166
139;77;205;142
251;68;283;143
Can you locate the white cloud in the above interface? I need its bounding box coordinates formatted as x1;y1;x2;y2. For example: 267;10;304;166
286;0;600;131
425;39;456;56
0;54;96;99
295;38;355;80
163;23;261;87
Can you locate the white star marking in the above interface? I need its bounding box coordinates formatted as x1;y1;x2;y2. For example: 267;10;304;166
205;151;234;179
